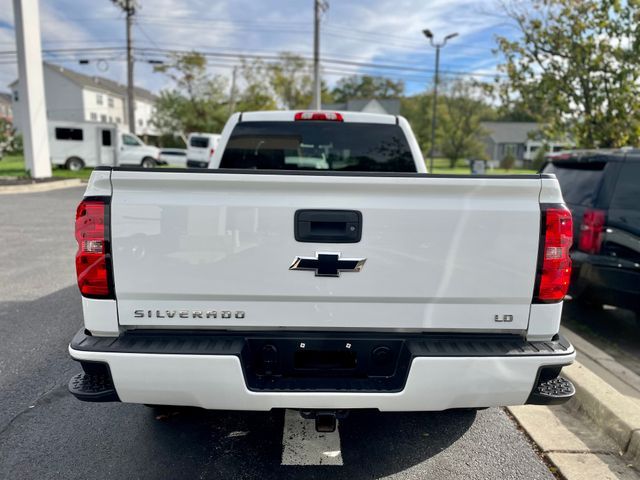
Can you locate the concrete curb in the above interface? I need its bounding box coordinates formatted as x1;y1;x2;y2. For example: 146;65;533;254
564;362;640;465
0;178;82;194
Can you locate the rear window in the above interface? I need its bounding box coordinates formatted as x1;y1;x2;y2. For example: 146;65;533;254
189;136;210;148
542;162;606;206
610;161;640;211
219;121;416;172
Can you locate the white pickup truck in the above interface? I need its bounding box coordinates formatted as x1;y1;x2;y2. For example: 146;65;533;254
69;110;576;432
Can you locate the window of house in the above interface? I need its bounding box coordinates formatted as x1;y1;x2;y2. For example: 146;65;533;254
90;112;97;121
138;119;143;127
108;116;113;123
107;97;114;108
116;117;121;124
503;144;518;156
13;90;18;102
100;114;107;122
96;93;103;105
55;128;83;141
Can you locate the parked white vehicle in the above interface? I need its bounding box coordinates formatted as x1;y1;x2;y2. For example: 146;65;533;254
158;148;187;167
68;111;576;432
186;132;220;168
49;121;160;170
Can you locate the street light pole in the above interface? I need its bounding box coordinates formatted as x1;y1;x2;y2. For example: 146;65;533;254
312;0;328;110
423;29;458;173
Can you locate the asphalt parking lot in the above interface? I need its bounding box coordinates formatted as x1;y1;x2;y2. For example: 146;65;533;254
0;186;558;480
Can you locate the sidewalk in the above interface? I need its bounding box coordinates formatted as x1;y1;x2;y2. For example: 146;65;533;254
508;327;640;479
562;327;640;403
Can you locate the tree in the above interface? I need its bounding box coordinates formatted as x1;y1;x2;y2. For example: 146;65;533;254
267;53;313;109
332;75;404;103
501;151;516;171
496;0;640;148
438;79;489;168
400;93;435;157
237;58;278;111
152;52;230;135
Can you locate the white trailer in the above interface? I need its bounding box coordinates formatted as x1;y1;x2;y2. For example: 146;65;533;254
48;121;160;171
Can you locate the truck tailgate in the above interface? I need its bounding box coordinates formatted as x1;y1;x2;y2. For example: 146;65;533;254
109;170;542;332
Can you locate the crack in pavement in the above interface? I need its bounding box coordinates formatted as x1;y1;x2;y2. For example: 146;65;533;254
0;382;69;437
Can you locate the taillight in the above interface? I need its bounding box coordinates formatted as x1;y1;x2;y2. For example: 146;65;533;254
294;111;343;121
209;148;215;158
578;208;605;254
534;205;573;303
75;197;113;298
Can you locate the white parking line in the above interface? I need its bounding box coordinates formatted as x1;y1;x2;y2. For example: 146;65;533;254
281;409;343;466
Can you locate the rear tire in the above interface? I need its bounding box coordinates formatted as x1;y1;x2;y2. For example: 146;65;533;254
65;157;84;171
141;157;156;168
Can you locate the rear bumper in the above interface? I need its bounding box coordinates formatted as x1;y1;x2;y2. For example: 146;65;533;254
68;330;575;411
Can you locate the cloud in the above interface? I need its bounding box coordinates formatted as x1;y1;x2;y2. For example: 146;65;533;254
0;0;513;95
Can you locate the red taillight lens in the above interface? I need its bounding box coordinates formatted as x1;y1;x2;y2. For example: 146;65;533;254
75;198;113;298
534;205;573;303
578;208;605;254
209;148;215;157
294;111;343;121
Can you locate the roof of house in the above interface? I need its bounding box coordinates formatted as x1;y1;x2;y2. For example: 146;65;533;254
322;98;401;116
0;92;12;105
480;122;541;144
9;63;157;103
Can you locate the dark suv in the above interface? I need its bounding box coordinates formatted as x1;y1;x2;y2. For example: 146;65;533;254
542;151;640;318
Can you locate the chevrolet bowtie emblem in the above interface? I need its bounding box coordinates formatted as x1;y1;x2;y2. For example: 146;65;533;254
289;252;366;277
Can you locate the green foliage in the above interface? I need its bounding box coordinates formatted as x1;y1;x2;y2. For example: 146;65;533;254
237;58;278;111
496;0;640;148
501;151;516;171
152;52;230;135
400;93;435;156
332;75;404;103
532;145;548;171
0;119;21;155
267;53;313;109
438;79;490;168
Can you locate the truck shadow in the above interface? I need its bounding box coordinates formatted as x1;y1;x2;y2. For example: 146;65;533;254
145;406;477;479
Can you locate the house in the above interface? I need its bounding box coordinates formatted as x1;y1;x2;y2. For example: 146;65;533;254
322;98;401;116
0;92;12;122
9;62;158;136
480;121;573;167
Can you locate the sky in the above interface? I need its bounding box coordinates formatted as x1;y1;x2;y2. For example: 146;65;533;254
0;0;517;97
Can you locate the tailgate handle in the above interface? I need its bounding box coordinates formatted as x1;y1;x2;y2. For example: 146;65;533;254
295;210;362;243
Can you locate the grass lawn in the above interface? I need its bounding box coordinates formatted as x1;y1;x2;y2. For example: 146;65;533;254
428;158;536;175
0;154;93;180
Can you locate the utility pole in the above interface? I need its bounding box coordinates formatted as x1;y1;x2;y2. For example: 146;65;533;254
112;0;136;134
423;29;458;173
229;66;237;115
312;0;328;110
13;0;51;178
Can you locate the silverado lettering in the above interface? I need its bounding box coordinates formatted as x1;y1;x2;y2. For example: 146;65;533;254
133;310;245;319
